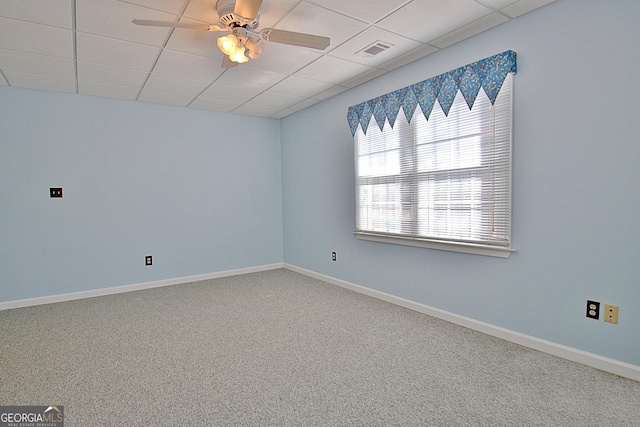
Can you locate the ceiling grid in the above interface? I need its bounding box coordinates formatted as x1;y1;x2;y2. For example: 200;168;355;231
0;0;557;118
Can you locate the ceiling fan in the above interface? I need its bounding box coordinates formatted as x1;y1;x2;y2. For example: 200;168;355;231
133;0;331;67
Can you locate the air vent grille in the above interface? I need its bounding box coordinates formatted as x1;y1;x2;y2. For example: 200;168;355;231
357;41;394;58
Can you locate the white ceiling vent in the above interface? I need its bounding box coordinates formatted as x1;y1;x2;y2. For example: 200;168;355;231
357;40;394;58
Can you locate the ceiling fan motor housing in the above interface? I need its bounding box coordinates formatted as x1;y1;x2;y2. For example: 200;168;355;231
216;0;259;28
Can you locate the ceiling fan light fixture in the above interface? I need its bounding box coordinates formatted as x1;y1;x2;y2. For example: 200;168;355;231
134;0;330;68
245;38;262;59
217;34;239;56
230;48;249;63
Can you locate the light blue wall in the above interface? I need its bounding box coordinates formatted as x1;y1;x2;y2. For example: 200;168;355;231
281;0;640;366
0;89;283;301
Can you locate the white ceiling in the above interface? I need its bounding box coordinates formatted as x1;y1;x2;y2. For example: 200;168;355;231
0;0;557;118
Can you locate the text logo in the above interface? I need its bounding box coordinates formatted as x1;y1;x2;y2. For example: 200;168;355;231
0;406;64;427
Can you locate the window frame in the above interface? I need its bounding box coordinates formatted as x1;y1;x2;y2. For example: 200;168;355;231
353;74;515;258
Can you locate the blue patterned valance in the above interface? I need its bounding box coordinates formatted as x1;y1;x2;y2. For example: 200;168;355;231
347;50;517;136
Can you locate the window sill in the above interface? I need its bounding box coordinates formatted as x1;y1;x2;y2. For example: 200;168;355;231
354;232;515;258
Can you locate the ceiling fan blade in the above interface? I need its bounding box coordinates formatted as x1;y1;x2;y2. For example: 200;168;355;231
234;0;263;21
132;19;224;32
221;55;239;68
262;29;330;50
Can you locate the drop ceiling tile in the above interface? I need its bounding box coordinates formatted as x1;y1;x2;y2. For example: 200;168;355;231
429;12;509;49
305;0;408;23
77;61;148;87
295;56;372;85
0;17;73;58
269;76;334;98
78;80;139;100
121;0;187;15
248;91;305;109
502;0;557;18
138;88;195;106
329;26;422;66
153;49;225;81
377;44;439;71
311;85;349;101
270;98;320;118
181;0;220;23
341;67;387;88
215;66;287;90
0;49;75;79
249;0;300;29
76;33;161;71
144;73;211;96
76;0;176;46
479;0;520;8
189;97;241;113
4;70;76;93
199;83;261;103
248;42;323;75
0;0;73;29
274;2;368;50
232;103;282;117
377;0;492;43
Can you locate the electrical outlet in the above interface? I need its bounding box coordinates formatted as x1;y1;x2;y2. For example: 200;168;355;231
586;300;600;319
604;304;618;324
331;251;337;261
50;188;63;198
145;255;153;266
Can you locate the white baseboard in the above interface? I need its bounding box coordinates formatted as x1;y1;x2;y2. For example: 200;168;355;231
284;263;640;383
0;263;284;311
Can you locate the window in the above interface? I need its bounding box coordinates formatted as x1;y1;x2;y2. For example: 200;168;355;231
349;52;515;257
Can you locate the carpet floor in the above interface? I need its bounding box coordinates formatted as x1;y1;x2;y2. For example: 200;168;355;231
1;269;639;426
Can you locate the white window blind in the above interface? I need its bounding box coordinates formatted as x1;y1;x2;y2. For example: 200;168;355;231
355;73;513;253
